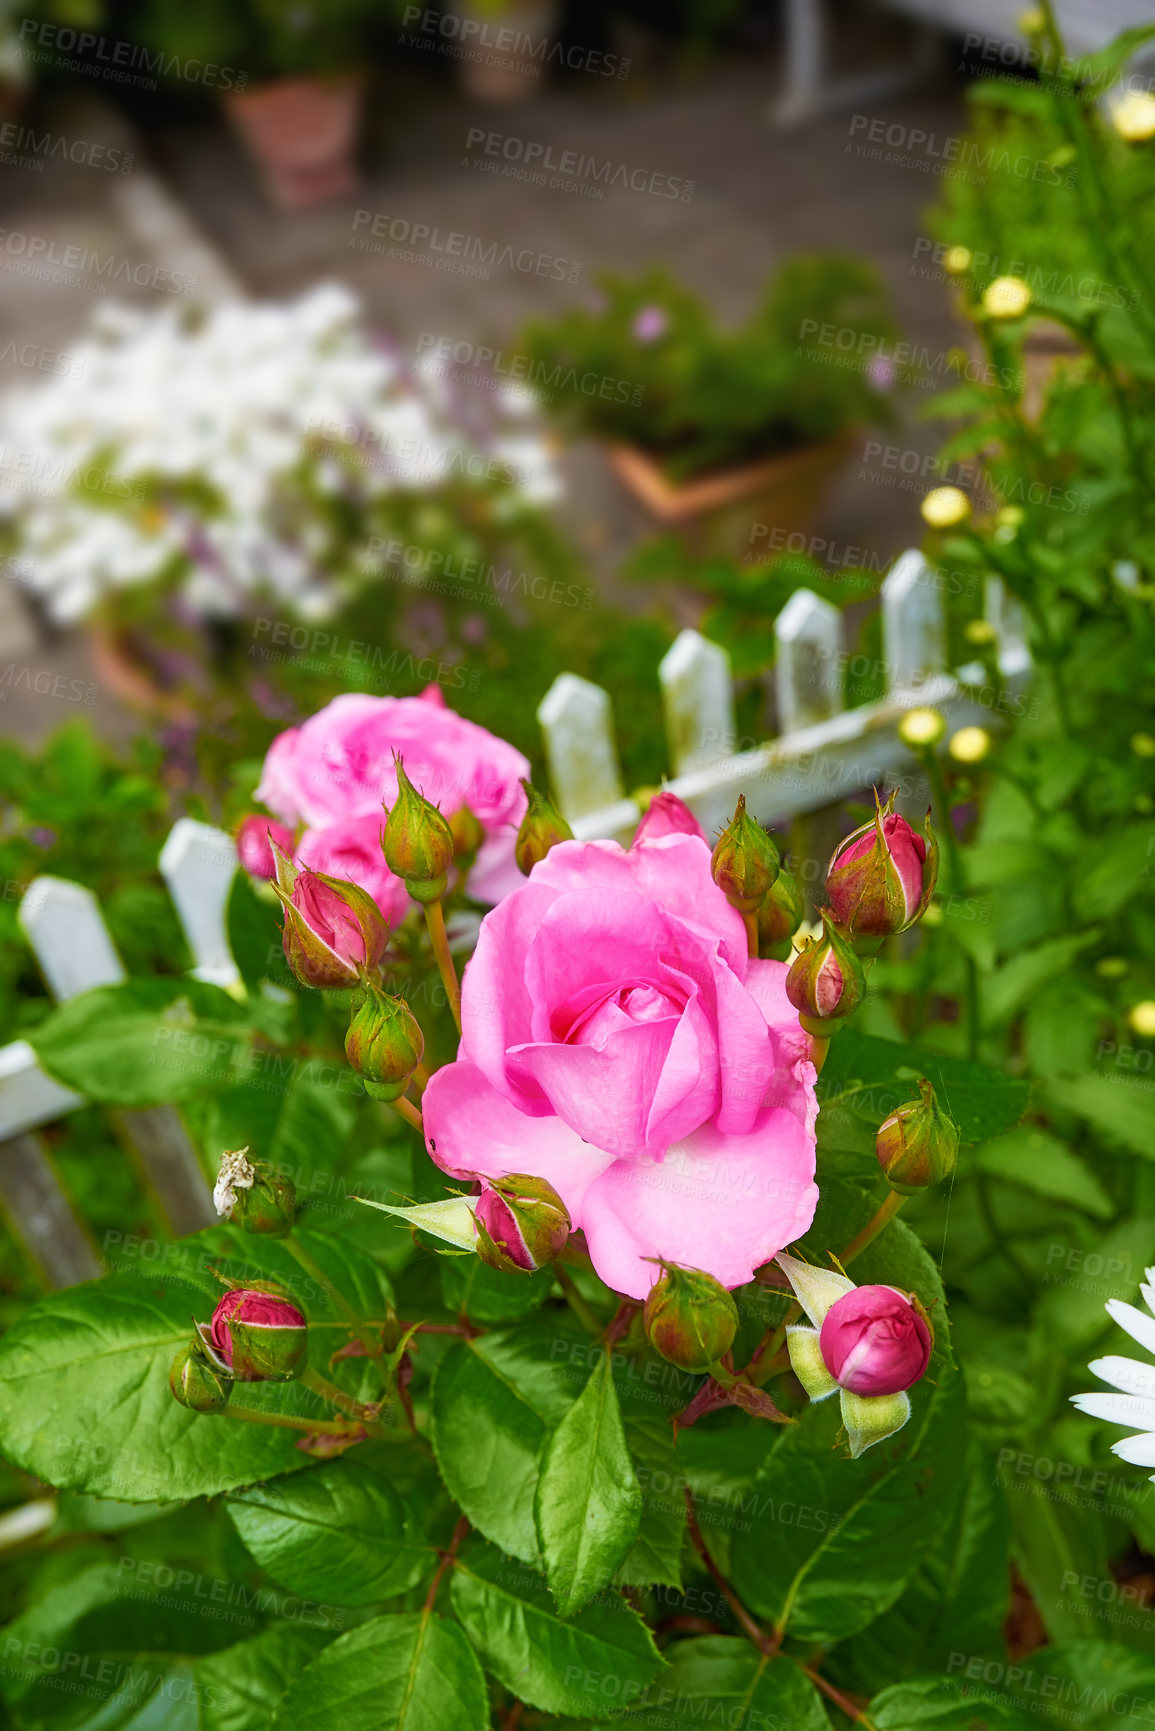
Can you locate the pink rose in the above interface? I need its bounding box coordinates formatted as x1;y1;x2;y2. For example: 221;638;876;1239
236;814;295;880
819;1285;933;1396
423;834;818;1299
295;814;410;929
632;791;707;847
256;691;530;907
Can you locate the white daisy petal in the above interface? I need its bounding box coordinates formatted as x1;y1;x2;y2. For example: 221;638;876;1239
1106;1298;1155;1356
1071;1390;1155;1429
1112;1432;1155;1469
1087;1355;1155;1399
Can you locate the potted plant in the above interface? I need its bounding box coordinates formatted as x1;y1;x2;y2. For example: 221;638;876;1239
130;0;390;208
521;257;897;558
440;0;561;102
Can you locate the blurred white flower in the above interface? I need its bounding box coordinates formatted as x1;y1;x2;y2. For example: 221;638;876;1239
0;284;557;623
1072;1272;1155;1469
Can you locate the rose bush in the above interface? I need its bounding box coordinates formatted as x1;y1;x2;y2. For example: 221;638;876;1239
424;830;819;1298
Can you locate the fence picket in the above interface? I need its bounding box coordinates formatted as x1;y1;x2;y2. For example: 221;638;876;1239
774;588;843;732
538;672;636;836
160;818;242;990
659;630;735;776
882;549;945;692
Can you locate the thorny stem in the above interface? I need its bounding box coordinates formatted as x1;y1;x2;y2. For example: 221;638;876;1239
684;1488;777;1656
224;1408;354;1438
424;898;462;1033
803;1666;879;1730
743;911;759;959
841;1190;906;1265
300;1367;383;1428
423;1515;469;1612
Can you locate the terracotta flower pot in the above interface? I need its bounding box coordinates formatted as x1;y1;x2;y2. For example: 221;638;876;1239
89;624;197;724
606;431;857;562
225;74;364;210
448;1;559;101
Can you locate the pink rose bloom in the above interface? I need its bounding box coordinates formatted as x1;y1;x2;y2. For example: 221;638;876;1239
423;834;818;1299
295;813;410;929
632;791;707;846
256;690;530;908
236;814;295;880
819;1285;933;1396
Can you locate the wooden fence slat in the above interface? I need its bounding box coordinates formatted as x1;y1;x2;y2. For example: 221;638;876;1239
882;549;945;692
159;818;242;990
774;588;843;733
659;630;736;777
0;1041;83;1141
537;673;628;823
0;1133;102;1287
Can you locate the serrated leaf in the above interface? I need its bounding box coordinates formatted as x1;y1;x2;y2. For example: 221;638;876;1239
870;1674;1036;1730
818;1029;1029;1146
614;1637;829;1731
450;1538;665;1715
271;1611;488;1731
535;1349;642;1616
228;1459;431;1606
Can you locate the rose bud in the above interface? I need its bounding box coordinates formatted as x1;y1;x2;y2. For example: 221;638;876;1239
643;1262;739;1373
270;840;389;990
213;1146;296;1237
236;815;295;880
169;1340;231;1413
474;1174;571;1273
345;987;424;1102
818;1285;933;1397
449;802;485;864
876;1078;959;1194
382;757;455;904
515;778;573;876
632;790;706;847
205;1289;308;1383
756;863;805;951
823;796;938;940
785;914;867;1032
711;796;780;914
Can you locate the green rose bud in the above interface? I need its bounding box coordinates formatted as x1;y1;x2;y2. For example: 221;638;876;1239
643;1261;738;1373
383;757;455;904
876;1078;960;1193
169;1340;231;1413
474;1174;571;1272
785;914;867;1031
711;795;780;914
213;1146;296;1237
757;863;805;952
449;802;485;863
345;986;425;1102
515;779;574;876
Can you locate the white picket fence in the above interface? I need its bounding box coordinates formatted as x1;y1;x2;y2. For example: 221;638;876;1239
0;549;1030;1287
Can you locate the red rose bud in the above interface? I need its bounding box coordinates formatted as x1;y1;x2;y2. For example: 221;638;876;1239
819;1285;933;1396
876;1078;959;1193
474;1174;571;1272
382;757;455;903
271;843;389;990
449;802;485;863
711;796;780;914
236;815;295;880
514;778;573;876
632;790;707;846
785;914;866;1029
169;1340;231;1412
345;987;424;1102
757;864;805;950
824;795;938;938
214;1146;296;1237
643;1262;738;1373
208;1289;308;1382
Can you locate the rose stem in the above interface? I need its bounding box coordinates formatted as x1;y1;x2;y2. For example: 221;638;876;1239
390;1095;425;1135
424;899;462;1033
411;1061;432;1097
743;911;759;959
300;1366;378;1423
282;1234;384;1376
809;1035;831;1076
224;1408;353;1437
802;1667;879;1730
423;1514;470;1612
684;1488;776;1656
552;1262;603;1336
840;1190;906;1265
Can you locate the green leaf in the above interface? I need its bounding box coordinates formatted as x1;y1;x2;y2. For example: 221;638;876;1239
440;1253;554;1323
1008;1492;1115;1643
818;1029;1030;1146
614;1636;829;1731
430;1322;583;1565
982;932;1102;1030
869;1674;1036;1730
450;1538;665;1715
1038;1642;1155;1731
227;868;287;994
1075;825;1155;921
271;1611;489;1731
189;1062;359;1203
535;1347;643;1616
1044;1074;1155;1161
228;1459;431;1606
29;977;254;1106
199;1625;335;1731
0;1226;390;1500
617;1417;686;1589
976;1126;1114;1218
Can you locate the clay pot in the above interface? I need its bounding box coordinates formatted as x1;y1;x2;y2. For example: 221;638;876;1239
225;74;364;210
447;1;558;101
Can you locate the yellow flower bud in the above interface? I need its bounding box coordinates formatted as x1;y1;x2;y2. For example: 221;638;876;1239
898;707;947;750
943;245;972;276
1129;1002;1155;1039
920;486;971;529
982;276;1032;321
1112;92;1155;143
949;726;992;764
